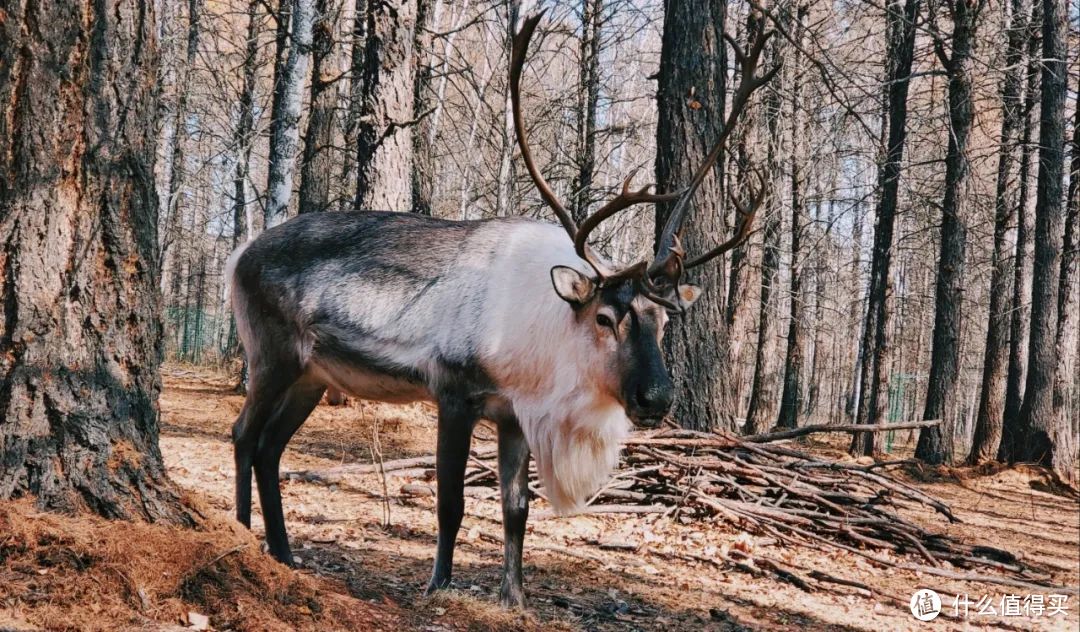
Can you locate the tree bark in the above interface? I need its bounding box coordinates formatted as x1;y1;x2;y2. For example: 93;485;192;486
158;0;203;276
572;0;604;225
1051;64;1079;440
655;0;734;431
969;0;1029;464
850;0;919;455
1013;0;1072;481
340;0;368;210
916;0;983;464
494;1;520;218
266;0;315;227
777;4;809;430
354;0;418;211
411;0;437;215
0;0;190;522
1000;11;1040;456
299;0;340;215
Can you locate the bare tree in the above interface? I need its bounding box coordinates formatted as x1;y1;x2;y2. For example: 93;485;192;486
299;0;342;214
572;0;604;224
159;0;204;273
776;3;810;430
1010;0;1073;482
850;0;919;456
1000;5;1040;454
969;0;1031;464
915;0;986;464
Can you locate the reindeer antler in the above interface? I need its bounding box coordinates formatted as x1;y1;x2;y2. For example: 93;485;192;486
648;17;780;287
511;11;778;301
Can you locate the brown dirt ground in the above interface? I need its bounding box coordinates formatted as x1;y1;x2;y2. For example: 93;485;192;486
3;365;1078;631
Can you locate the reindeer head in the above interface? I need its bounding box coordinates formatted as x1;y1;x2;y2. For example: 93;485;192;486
511;12;777;428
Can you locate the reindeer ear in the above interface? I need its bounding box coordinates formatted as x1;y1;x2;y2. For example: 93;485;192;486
550;266;597;305
677;283;703;309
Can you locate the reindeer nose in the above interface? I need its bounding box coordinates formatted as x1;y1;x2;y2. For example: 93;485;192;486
634;383;673;416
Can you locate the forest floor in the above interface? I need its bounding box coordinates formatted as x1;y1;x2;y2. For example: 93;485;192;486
3;364;1078;631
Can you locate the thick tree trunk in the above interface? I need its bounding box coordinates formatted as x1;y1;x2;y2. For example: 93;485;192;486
572;0;604;225
266;0;315;227
299;0;340;215
777;4;809;430
1013;0;1072;482
850;0;919;455
969;0;1029;464
655;0;734;431
0;0;190;522
354;0;418;211
916;0;983;464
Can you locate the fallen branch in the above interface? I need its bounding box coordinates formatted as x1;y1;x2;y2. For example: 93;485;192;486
742;419;942;443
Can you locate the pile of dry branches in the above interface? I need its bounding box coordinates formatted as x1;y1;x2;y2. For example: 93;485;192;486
461;421;1065;593
287;420;1072;595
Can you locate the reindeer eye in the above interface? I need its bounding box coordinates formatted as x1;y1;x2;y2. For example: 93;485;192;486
596;313;616;329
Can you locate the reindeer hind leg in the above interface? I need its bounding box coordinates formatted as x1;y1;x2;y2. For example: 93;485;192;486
253;377;325;565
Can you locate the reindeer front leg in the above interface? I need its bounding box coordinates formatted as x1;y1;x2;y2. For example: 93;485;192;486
497;419;530;609
426;396;476;595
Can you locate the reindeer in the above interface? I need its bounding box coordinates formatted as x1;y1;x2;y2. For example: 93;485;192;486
228;13;776;608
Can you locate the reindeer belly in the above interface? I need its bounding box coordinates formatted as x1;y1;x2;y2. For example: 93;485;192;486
308;357;432;404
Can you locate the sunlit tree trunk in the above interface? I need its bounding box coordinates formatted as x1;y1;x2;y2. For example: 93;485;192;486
655;0;734;431
354;0;418;211
0;0;190;522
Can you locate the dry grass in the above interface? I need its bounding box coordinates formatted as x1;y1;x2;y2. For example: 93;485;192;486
0;498;400;631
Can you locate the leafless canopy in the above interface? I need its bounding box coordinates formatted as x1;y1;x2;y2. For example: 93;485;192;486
510;11;778;309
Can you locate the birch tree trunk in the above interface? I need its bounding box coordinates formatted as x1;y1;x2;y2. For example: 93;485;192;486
265;0;316;227
0;0;190;522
